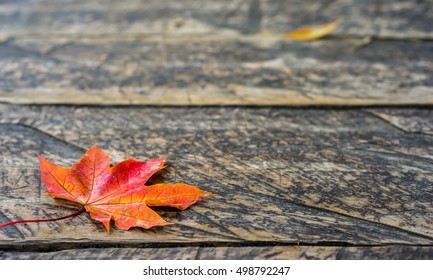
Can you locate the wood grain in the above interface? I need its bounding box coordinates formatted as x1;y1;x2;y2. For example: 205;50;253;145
1;247;199;260
1;245;432;260
0;0;432;106
197;245;433;260
368;109;433;135
0;37;432;105
1;0;432;39
1;0;431;261
0;105;432;251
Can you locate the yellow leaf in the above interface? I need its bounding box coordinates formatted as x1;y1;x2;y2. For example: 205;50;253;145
285;18;343;41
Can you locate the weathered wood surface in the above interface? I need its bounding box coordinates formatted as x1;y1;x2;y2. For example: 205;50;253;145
0;0;432;106
1;245;432;260
1;0;432;39
0;105;432;257
368;109;433;135
197;245;433;260
0;0;430;262
0;37;432;105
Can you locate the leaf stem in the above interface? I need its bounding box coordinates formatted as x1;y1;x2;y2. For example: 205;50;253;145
0;208;85;228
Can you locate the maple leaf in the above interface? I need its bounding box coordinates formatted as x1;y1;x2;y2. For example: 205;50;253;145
39;145;213;231
285;18;343;41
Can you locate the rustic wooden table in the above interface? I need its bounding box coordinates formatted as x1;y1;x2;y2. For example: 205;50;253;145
0;0;432;260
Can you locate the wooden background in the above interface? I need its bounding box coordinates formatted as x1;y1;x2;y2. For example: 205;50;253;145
0;0;432;259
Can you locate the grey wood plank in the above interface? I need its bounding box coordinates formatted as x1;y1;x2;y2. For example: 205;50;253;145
197;245;433;260
367;109;433;135
0;105;432;248
0;0;432;39
0;247;199;260
1;245;431;260
1;37;432;105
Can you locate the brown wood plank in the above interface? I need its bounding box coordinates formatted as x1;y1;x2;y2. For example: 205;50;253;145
0;37;432;105
0;105;432;249
1;245;432;260
0;0;431;39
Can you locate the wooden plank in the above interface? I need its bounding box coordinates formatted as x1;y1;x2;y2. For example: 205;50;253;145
1;245;432;260
0;38;432;105
368;109;433;135
0;0;432;39
197;245;433;260
0;105;432;248
0;247;199;260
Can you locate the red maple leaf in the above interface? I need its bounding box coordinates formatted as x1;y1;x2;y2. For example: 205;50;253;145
38;145;213;231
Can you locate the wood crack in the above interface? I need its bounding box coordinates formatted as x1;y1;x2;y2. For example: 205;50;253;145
365;110;433;137
0;123;86;153
1;243;432;259
255;192;433;242
1;240;432;253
